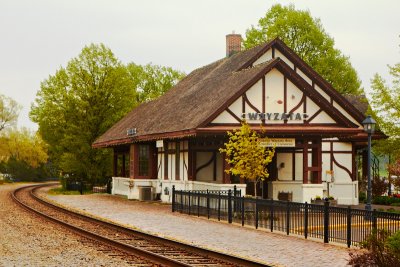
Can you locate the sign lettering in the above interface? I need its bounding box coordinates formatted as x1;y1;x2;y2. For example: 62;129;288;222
242;112;308;121
259;138;295;147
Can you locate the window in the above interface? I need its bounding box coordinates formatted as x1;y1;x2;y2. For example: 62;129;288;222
139;145;150;176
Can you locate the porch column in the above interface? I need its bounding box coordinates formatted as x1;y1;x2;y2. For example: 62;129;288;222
121;154;126;177
302;139;322;184
113;152;118;177
302;141;308;184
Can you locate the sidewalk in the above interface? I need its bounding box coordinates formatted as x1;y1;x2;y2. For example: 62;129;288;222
44;190;353;267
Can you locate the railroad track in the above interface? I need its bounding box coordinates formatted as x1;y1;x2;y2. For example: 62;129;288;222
12;184;269;267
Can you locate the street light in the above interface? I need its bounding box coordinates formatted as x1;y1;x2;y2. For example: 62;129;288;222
362;115;376;212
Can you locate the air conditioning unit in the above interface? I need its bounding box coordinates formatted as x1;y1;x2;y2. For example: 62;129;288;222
138;186;153;201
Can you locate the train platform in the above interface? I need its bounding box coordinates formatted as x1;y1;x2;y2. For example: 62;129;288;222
43;189;353;267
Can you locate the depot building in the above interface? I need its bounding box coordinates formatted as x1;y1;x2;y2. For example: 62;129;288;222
93;34;384;205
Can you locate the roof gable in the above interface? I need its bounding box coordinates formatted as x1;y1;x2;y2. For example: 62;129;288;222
203;59;358;128
239;38;365;126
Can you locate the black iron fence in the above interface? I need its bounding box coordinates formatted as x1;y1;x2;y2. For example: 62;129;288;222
171;186;400;247
65;179;112;194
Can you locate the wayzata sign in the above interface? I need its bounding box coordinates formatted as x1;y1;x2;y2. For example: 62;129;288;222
242;112;308;121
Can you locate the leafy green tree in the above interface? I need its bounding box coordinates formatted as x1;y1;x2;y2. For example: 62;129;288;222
370;55;400;191
219;121;275;197
30;44;184;185
0;94;21;132
0;128;49;181
243;4;361;95
30;44;138;184
127;63;185;102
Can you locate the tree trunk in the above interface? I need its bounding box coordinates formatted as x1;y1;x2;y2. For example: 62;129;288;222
254;181;257;197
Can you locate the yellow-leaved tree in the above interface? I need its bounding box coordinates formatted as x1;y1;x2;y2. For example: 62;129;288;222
219;121;275;197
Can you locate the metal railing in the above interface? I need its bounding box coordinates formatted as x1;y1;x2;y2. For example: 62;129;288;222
171;186;400;247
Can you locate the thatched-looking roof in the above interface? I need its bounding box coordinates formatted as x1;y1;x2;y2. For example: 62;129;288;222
93;38;370;148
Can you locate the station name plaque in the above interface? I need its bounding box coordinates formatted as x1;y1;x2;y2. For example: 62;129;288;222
259;138;295;147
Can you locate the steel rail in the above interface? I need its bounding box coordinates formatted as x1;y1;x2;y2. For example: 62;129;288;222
12;184;190;267
13;184;270;267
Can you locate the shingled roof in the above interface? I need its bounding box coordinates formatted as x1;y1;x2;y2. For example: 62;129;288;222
93;38;368;148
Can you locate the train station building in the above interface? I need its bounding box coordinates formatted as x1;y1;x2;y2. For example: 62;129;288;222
93;34;384;205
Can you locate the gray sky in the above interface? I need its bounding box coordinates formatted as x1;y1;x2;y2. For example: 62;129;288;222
0;0;399;130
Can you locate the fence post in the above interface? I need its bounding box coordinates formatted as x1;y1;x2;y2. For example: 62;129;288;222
372;209;377;230
255;198;259;229
324;198;330;243
233;185;237;213
188;191;191;215
172;185;175;212
107;179;112;194
197;192;200;217
241;196;245;226
228;189;232;224
347;206;352;248
270;199;274;232
180;188;183;212
218;191;221;221
207;189;210;219
286;201;290;235
304;202;308;239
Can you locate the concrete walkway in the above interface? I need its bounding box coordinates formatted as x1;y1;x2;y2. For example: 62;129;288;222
44;191;353;267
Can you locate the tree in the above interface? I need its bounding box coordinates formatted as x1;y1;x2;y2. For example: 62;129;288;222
127;63;185;103
0;94;21;132
243;4;361;95
370;49;400;191
30;44;185;184
0;128;49;181
30;43;138;184
219;121;275;197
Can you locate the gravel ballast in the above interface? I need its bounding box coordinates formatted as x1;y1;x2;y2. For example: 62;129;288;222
0;184;133;267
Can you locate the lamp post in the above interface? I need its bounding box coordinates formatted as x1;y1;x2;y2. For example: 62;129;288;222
362;115;376;212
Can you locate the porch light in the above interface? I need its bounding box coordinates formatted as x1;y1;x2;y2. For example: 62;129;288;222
362;115;376;134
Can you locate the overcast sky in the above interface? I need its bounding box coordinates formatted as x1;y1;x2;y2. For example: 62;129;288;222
0;0;399;130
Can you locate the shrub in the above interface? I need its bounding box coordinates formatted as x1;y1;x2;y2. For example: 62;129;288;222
387;231;400;257
359;191;366;203
373;196;400;205
348;229;400;266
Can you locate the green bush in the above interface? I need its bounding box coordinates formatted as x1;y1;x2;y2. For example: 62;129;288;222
387;231;400;257
373;196;400;205
349;229;400;266
359;191;366;203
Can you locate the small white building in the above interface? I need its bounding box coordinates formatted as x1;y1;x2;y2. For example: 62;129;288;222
93;35;384;205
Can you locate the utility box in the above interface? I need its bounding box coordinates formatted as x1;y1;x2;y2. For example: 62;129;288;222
138;186;153;201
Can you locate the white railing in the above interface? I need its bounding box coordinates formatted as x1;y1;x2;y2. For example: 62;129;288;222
112;177;247;203
112;177;130;196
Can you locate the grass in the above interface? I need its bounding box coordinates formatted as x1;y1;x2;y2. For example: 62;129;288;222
48;187;87;195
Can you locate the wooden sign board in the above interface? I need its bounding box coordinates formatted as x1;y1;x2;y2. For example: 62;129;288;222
259;138;295;147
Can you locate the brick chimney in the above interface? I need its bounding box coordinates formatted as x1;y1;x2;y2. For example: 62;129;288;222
226;31;242;57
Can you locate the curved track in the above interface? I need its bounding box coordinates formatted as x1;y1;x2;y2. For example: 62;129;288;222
12;184;269;267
